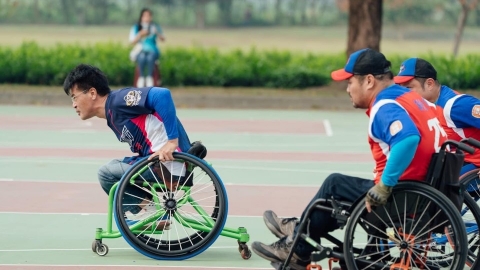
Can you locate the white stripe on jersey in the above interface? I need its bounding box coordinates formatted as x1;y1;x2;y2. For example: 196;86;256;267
443;94;466;139
369;99;408;159
145;114;168;152
144;114;186;177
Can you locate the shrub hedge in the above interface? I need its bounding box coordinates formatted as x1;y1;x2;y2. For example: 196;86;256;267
0;41;479;90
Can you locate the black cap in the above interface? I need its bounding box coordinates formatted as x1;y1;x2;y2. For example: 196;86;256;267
394;58;437;84
331;48;391;81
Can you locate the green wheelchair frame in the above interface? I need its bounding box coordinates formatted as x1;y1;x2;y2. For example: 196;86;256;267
91;154;252;260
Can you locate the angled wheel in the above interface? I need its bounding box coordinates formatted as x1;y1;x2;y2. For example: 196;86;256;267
113;152;228;260
343;181;468;270
459;168;480;267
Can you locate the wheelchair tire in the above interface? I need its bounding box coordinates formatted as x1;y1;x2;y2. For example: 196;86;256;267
343;181;468;270
113;152;228;260
459;169;480;268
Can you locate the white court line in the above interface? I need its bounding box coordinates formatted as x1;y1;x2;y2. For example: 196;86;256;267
61;129;97;133
0;264;271;269
0;160;373;174
216;165;372;175
0;242;345;253
0;178;373;187
0;211;265;218
0;246;238;252
323;119;333;137
0;158;373;165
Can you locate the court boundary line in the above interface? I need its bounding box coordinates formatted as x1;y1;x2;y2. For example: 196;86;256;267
0;178;373;187
0;264;271;269
0;211;266;217
323;119;333;137
0;242;346;253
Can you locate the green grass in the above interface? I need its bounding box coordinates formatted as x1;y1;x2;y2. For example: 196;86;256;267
1;24;480;56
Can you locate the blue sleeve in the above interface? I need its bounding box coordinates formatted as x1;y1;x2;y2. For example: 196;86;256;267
145;87;178;140
449;95;480;129
381;135;420;186
371;103;420;149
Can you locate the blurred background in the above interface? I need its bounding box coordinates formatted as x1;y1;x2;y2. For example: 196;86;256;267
0;0;479;107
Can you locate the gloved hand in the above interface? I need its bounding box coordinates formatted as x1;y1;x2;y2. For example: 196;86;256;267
366;181;393;209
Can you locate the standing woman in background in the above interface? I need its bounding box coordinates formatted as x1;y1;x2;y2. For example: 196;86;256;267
129;8;165;88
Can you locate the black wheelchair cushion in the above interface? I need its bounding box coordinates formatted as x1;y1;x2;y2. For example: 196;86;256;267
187;141;207;159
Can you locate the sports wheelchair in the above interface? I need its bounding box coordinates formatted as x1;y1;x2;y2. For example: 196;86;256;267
455;137;480;268
91;141;251;260
277;140;477;270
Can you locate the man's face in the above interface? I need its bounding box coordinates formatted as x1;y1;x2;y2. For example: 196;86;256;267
400;78;436;103
70;85;95;120
400;79;424;96
346;75;370;109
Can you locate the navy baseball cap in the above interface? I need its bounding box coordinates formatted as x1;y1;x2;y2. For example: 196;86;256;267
331;48;391;81
393;58;437;84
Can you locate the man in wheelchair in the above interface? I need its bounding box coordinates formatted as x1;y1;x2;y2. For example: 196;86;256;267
251;49;449;269
63;64;193;230
393;57;480;177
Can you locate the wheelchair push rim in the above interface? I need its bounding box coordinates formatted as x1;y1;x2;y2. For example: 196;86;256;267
343;181;468;270
113;152;229;260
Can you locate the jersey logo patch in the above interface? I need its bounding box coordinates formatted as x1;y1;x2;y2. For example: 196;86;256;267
120;126;134;147
124;90;142;106
472;105;480;118
389;120;403;136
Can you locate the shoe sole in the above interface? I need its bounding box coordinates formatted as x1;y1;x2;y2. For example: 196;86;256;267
251;241;283;262
263;211;286;238
252;242;309;270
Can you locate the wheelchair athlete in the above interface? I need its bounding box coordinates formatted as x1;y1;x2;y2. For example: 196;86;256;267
251;48;449;270
394;57;480;178
63;64;191;230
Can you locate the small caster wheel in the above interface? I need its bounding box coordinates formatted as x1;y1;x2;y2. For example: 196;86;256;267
95;243;109;256
91;240;97;253
240;248;252;260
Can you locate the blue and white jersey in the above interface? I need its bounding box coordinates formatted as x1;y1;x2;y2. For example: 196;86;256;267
105;87;191;163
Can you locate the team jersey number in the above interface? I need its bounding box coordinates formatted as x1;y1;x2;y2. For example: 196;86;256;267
427;117;447;152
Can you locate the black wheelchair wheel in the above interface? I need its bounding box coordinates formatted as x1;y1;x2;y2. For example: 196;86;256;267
343;181;468;270
458;168;480;268
113;152;228;260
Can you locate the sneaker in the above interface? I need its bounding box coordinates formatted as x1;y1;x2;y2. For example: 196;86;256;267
145;76;154;87
252;236;309;270
136;76;145;88
263;210;298;238
125;202;171;231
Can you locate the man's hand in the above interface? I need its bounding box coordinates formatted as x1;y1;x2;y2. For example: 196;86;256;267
148;139;178;162
365;181;393;213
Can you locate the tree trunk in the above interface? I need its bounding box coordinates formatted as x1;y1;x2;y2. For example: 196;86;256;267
275;0;283;24
33;0;40;23
195;0;207;29
217;0;232;26
453;5;469;57
346;0;383;56
61;0;72;24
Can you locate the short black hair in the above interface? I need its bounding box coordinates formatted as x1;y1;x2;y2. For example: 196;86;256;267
63;64;111;96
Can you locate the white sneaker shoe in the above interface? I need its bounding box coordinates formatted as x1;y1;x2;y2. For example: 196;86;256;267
125;202;171;230
145;76;154;87
136;76;145;88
